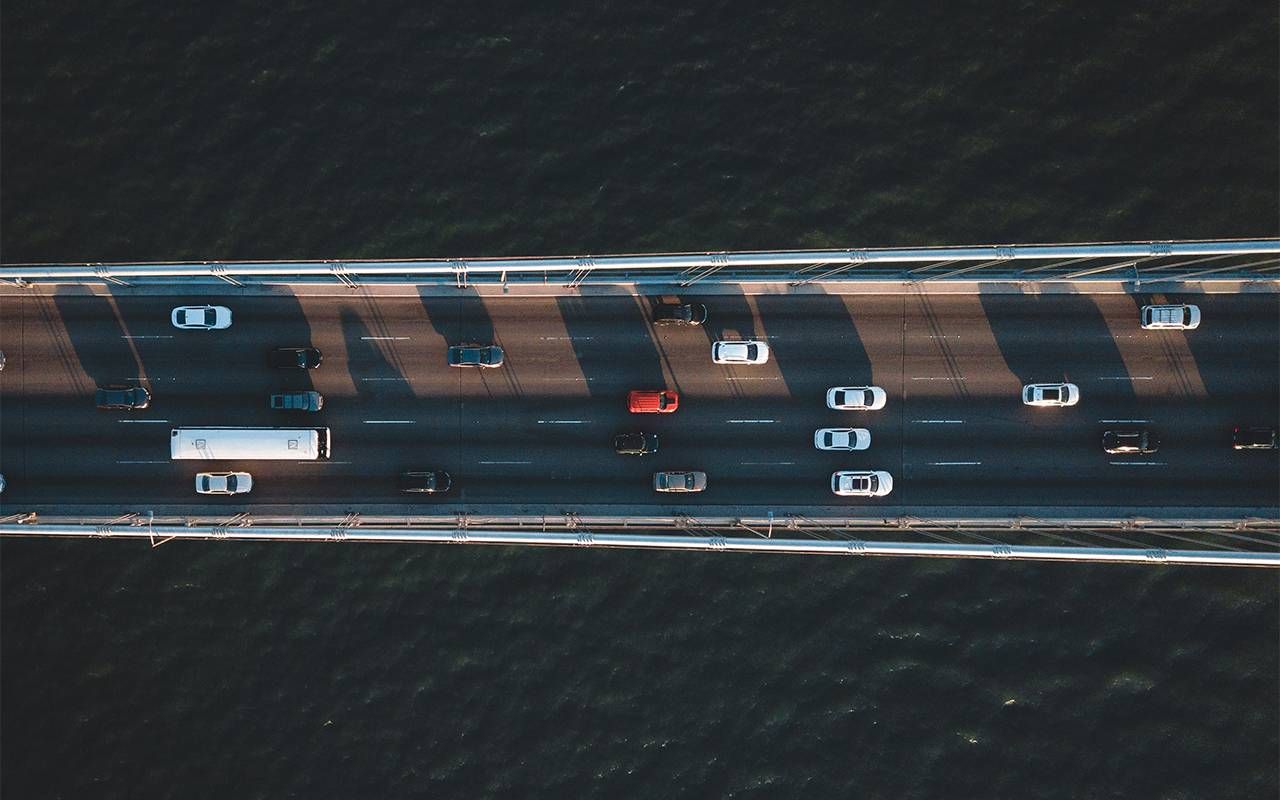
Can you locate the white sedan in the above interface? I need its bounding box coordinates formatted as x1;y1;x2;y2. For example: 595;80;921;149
171;305;232;330
831;470;893;497
711;340;770;365
195;471;253;495
1022;383;1080;407
814;428;871;451
826;386;887;410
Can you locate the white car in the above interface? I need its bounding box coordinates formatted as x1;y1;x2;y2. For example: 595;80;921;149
195;471;253;495
831;470;893;497
826;386;887;410
814;428;871;451
171;305;232;330
711;340;770;365
1141;304;1200;330
1022;383;1080;407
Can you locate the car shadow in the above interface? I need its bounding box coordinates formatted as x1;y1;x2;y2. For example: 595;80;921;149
978;287;1135;407
556;293;666;399
757;289;869;401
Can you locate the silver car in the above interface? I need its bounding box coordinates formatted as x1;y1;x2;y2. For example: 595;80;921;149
171;305;232;330
1022;383;1080;407
711;340;770;365
813;428;871;451
826;386;887;411
195;471;253;495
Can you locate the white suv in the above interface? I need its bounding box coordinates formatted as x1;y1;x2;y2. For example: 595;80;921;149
1141;304;1200;330
831;471;893;497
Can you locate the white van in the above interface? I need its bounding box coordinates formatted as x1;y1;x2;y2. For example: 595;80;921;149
1141;304;1200;330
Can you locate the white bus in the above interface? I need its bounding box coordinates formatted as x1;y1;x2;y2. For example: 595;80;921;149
170;427;331;461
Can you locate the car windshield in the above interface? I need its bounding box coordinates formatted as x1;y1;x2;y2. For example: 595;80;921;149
225;476;238;491
200;477;210;491
683;474;695;489
867;476;878;491
1043;388;1060;400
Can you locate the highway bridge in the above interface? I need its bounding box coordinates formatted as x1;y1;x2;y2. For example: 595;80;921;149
1;240;1277;566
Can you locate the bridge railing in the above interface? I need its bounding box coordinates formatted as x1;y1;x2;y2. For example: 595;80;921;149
2;238;1278;288
3;513;1276;568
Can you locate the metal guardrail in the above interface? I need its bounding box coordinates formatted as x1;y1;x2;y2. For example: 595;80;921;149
2;238;1278;288
3;514;1276;568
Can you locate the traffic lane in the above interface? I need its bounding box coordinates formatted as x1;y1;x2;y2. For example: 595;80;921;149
894;471;1278;509
899;345;1277;404
3;427;1273;509
900;423;1280;483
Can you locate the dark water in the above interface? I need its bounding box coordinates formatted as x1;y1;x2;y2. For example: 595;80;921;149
2;1;1277;797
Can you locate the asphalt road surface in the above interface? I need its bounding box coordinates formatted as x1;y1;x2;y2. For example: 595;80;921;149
0;290;1276;514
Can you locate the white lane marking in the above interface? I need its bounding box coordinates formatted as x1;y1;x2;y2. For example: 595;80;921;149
930;461;981;466
1099;419;1151;423
480;460;532;465
911;376;966;381
912;419;964;424
1097;376;1153;381
741;461;796;465
360;336;410;341
537;419;585;424
928;334;960;339
118;419;169;423
1109;461;1167;466
121;335;173;339
727;419;775;424
363;420;415;424
725;376;779;381
544;377;595;382
360;377;406;381
117;460;167;464
540;336;592;341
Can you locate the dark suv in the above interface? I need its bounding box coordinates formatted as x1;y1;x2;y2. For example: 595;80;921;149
1232;427;1277;450
269;347;322;369
614;432;659;455
447;344;504;368
95;385;151;410
653;303;708;326
400;470;453;494
1102;429;1159;455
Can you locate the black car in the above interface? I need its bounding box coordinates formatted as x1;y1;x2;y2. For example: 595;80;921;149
95;384;151;410
653;303;708;326
269;347;322;369
1102;428;1159;455
1232;427;1277;450
400;470;453;494
270;391;324;411
614;432;659;455
447;344;504;368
